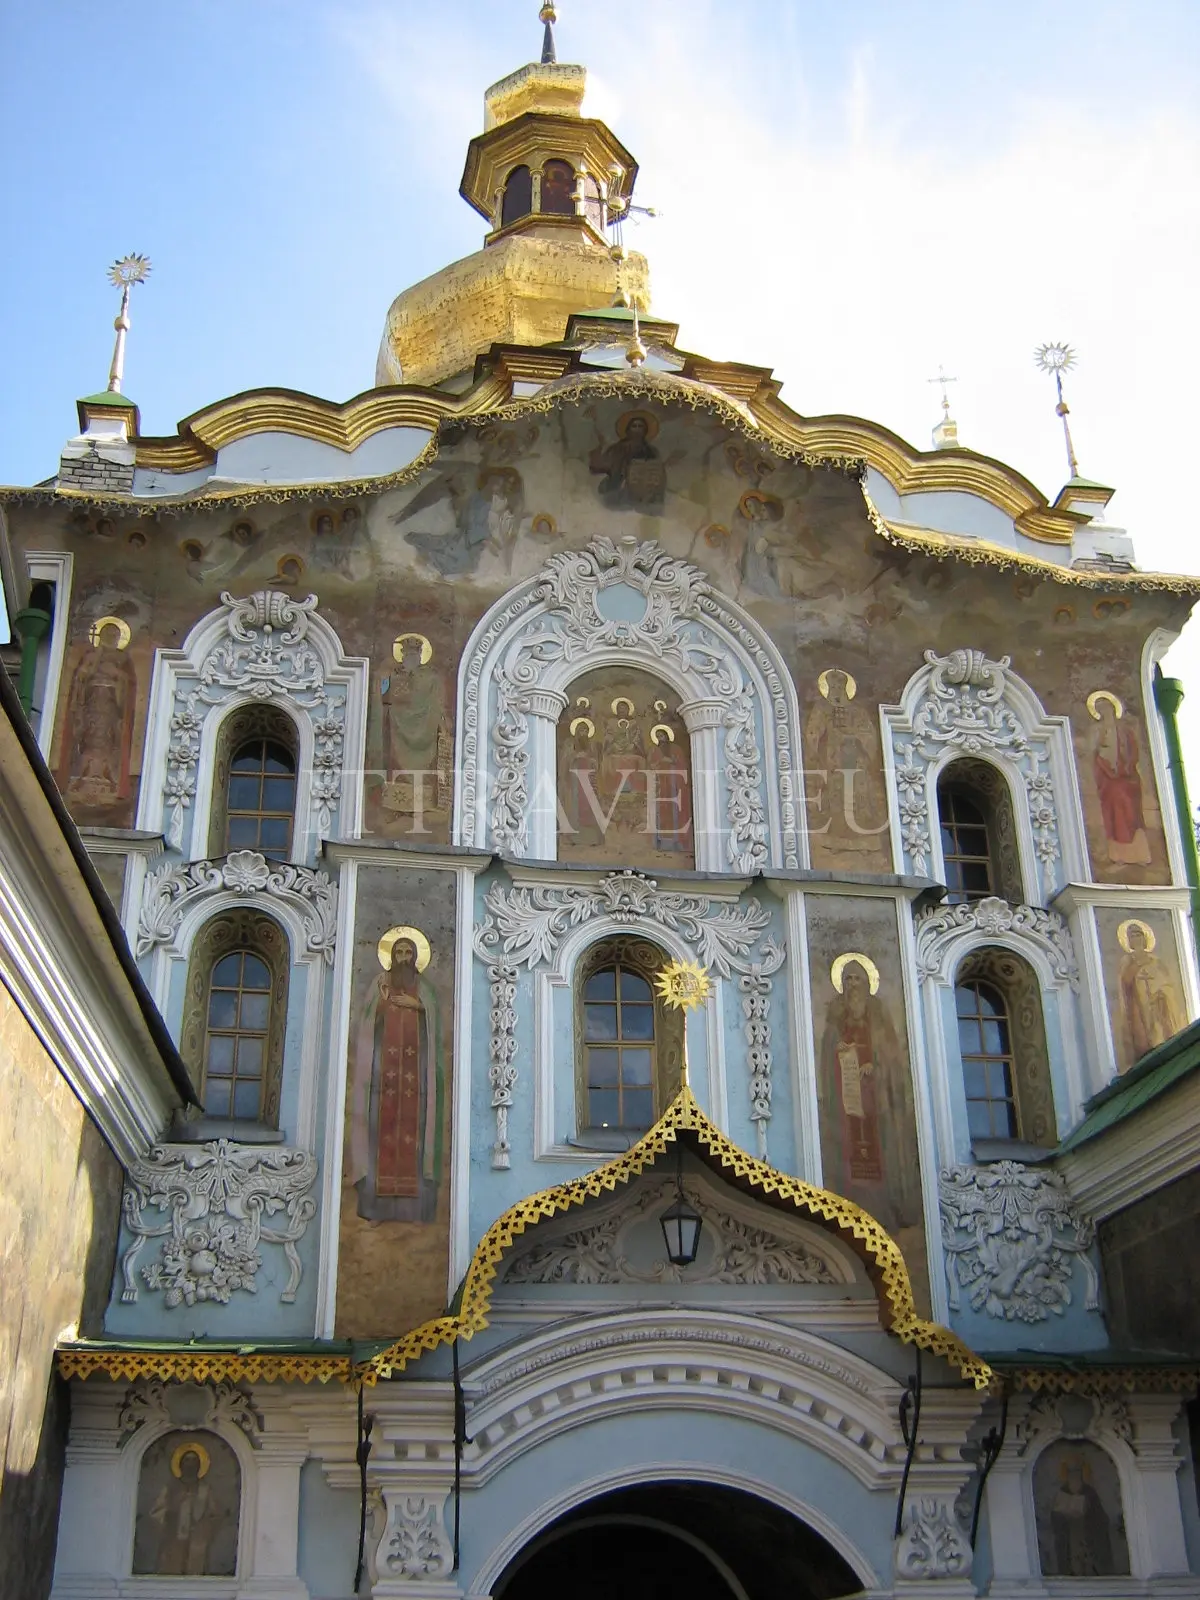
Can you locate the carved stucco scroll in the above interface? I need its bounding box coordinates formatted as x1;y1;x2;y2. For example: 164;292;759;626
914;894;1078;989
137;848;338;964
938;1161;1099;1323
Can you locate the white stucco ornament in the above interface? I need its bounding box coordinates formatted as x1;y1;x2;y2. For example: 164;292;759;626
914;894;1078;987
120;1139;319;1307
136;850;338;964
895;1495;973;1581
382;1494;454;1582
938;1161;1099;1322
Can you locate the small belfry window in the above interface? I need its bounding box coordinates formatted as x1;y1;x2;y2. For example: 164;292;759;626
226;738;296;857
540;159;576;215
203;950;273;1121
583;963;656;1131
501;163;532;226
940;787;994;903
956;979;1018;1139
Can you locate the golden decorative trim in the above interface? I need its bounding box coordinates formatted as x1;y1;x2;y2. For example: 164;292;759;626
357;1085;993;1390
56;1348;351;1385
1001;1366;1200;1396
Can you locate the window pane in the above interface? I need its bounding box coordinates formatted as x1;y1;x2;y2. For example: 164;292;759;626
213;953;242;985
963;1061;988;1099
227;816;258;849
236;1037;264;1075
241;955;271;989
208;991;238;1031
231;745;263;772
239;992;270;1031
259;818;290;851
233;1079;263;1120
619;970;652;1002
584;1004;618;1041
955;985;977;1017
587;1048;619;1086
966;1099;992;1140
206;1034;235;1073
958;1018;983;1054
204;1080;233;1118
584;969;616;1001
621;1004;654;1040
621;1048;653;1085
262;777;295;810
982;1018;1007;1054
263;742;295;774
975;986;1001;1017
228;774;262;809
589;1089;619;1127
988;1061;1012;1099
621;1089;653;1129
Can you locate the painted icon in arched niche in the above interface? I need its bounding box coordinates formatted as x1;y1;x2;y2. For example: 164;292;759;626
557;667;694;869
1034;1440;1130;1577
132;1430;240;1576
346;925;442;1222
1116;916;1185;1070
58;614;137;811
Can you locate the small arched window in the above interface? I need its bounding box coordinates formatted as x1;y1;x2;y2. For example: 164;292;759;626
540;159;576;215
577;938;683;1137
580;171;604;231
955;947;1057;1148
182;911;289;1128
937;758;1023;904
209;705;298;860
501;164;533;226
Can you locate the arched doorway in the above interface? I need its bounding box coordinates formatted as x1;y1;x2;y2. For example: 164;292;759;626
494;1482;863;1600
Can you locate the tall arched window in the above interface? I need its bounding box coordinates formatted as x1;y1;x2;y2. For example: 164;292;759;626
577;938;683;1137
937;758;1023;904
540;159;576;215
181;912;289;1127
954;947;1057;1148
501;164;532;226
208;705;298;859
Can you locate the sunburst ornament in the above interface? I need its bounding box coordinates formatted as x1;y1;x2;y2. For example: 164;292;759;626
1034;341;1075;375
655;960;712;1012
1033;340;1081;479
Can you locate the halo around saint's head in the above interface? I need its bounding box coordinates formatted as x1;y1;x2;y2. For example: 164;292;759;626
170;1440;210;1479
830;951;880;995
655;959;712;1012
378;925;432;972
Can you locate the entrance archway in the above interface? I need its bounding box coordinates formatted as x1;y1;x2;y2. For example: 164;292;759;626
494;1482;863;1600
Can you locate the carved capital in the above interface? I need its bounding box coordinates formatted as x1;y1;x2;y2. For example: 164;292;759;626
895;1495;973;1582
379;1491;454;1584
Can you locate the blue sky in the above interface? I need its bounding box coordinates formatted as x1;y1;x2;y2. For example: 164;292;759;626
3;1;1200;753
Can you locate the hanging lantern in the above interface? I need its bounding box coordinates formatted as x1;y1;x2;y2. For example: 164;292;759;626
659;1189;703;1266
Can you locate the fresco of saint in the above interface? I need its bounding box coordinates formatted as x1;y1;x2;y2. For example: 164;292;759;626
347;930;442;1222
132;1432;239;1577
1116;919;1184;1070
805;668;890;867
1090;692;1151;866
59;617;137;809
396;465;525;577
378;635;450;826
1034;1442;1129;1577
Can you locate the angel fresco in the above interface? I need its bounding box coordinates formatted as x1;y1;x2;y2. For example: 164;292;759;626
393;464;526;577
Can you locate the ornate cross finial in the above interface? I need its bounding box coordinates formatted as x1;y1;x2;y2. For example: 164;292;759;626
1034;341;1081;479
927;364;958;421
539;2;557;64
105;253;151;395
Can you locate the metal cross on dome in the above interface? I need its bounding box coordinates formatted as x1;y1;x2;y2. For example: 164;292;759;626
927;364;958;421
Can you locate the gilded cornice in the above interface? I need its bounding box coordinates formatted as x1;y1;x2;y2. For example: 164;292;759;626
57;1345;351;1385
359;1085;993;1389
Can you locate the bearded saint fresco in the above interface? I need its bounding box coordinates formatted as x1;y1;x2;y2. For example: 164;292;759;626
347;930;442;1223
588;409;666;509
1034;1442;1129;1577
60;617;137;808
133;1433;239;1577
817;952;922;1238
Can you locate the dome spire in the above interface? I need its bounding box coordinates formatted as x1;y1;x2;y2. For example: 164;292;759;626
539;3;557;65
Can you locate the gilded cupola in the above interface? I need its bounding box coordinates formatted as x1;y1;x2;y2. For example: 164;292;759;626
375;4;650;389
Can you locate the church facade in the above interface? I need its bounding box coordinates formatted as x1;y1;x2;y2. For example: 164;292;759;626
4;13;1200;1599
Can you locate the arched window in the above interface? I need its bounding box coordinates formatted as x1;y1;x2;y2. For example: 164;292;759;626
501;164;532;226
937;758;1023;904
577;938;683;1136
208;705;298;859
558;666;694;869
540;159;576;215
955;947;1056;1148
181;912;289;1127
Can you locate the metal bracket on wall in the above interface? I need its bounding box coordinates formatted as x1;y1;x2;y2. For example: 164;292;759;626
893;1345;923;1539
969;1388;1009;1549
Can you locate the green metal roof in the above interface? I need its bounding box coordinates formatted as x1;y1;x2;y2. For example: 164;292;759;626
1058;1017;1200;1154
77;390;138;409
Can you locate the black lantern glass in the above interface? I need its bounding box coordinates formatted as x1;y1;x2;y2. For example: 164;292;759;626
659;1192;703;1266
659;1141;703;1266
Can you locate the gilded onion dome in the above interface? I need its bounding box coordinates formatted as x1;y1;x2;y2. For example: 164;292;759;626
375;10;649;389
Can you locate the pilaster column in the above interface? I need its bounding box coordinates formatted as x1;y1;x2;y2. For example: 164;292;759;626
680;698;725;871
523;688;567;860
891;1389;982;1599
1128;1394;1190;1578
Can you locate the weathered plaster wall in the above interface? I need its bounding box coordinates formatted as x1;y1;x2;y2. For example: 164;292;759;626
0;981;122;1600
